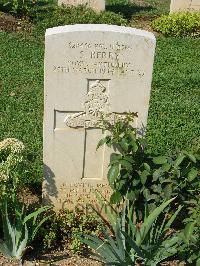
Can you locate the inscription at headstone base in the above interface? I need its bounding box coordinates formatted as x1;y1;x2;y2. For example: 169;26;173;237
58;0;105;12
170;0;200;13
43;24;156;210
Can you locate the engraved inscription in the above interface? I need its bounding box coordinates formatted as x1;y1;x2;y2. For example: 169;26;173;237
59;182;112;211
53;41;145;77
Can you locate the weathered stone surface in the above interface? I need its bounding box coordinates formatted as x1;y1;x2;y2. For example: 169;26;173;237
58;0;105;12
170;0;200;13
43;24;156;210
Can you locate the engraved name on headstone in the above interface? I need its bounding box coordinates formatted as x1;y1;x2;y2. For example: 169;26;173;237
170;0;200;13
43;24;156;210
58;0;105;12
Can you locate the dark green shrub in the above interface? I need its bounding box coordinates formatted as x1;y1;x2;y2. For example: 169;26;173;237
32;5;127;37
0;0;37;16
178;220;200;265
42;209;104;253
98;114;200;219
152;12;200;37
78;197;181;265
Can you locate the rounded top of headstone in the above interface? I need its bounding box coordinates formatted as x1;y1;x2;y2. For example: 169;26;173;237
45;24;156;42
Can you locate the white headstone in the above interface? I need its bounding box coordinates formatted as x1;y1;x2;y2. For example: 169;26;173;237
43;24;156;210
58;0;105;12
170;0;200;13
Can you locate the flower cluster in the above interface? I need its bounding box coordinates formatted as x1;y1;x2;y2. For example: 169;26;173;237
0;138;24;154
0;138;25;182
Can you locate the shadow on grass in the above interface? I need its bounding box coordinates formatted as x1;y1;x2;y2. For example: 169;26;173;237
106;3;154;19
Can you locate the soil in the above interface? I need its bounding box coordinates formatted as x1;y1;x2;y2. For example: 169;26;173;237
0;12;31;32
0;252;187;266
0;252;103;266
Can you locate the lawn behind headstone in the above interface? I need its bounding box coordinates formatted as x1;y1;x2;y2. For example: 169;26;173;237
0;0;199;188
0;31;199;186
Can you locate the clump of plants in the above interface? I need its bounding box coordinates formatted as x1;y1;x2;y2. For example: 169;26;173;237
42;208;104;253
98;113;200;218
31;4;128;37
0;0;39;16
78;196;182;265
0;138;50;263
152;12;200;37
77;114;200;265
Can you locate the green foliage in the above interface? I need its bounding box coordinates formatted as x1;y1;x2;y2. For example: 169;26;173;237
42;209;104;253
30;5;127;37
0;137;51;261
0;23;200;190
0;138;25;201
147;37;200;154
98;114;200;218
152;12;200;37
177;198;200;265
177;221;200;265
0;201;50;261
78;196;180;265
0;0;39;16
0;33;44;188
107;0;170;18
0;204;28;262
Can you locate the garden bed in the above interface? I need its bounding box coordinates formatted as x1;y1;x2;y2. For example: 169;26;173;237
0;0;199;265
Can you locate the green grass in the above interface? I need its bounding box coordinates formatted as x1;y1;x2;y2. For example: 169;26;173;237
106;0;170;18
0;32;199;186
0;2;199;187
147;37;200;154
0;33;44;186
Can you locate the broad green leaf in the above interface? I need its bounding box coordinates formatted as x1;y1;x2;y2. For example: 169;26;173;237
163;184;173;199
184;151;196;163
152;169;162;181
123;155;134;164
119;138;129;152
140;170;149;185
153;156;167;165
196;258;200;266
162;163;171;171
130;132;137;142
136;198;175;246
119;159;132;170
16;224;28;260
184;222;196;243
127;191;137;201
78;234;117;262
121;231;145;259
108;164;119;185
164;205;182;230
143;163;151;172
31;214;53;241
23;206;50;224
110;191;122;204
96;136;111;150
143;188;150;199
94;191;117;229
174;154;186;168
130;141;138;153
187;168;198;182
110;153;122;163
195;153;200;161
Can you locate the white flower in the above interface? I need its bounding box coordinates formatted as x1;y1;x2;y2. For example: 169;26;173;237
0;138;24;154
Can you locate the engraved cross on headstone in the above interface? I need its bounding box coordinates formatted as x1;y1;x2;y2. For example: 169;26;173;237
64;79;110;129
63;79;110;180
63;79;124;180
